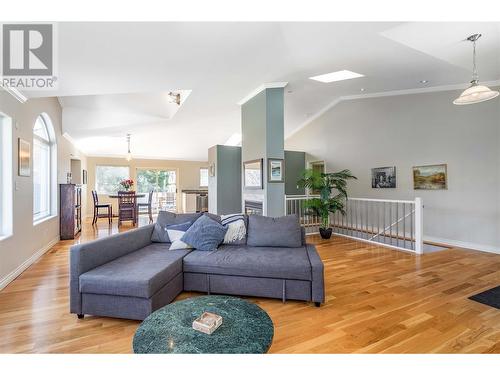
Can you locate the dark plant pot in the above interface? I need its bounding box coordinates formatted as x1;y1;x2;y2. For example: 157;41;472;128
319;227;333;239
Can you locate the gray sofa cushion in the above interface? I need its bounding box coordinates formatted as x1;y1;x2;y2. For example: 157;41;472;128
181;214;227;251
247;214;302;248
183;245;312;280
151;211;202;243
79;243;190;299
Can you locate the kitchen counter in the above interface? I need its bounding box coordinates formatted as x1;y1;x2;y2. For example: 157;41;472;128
182;189;208;194
182;190;208;213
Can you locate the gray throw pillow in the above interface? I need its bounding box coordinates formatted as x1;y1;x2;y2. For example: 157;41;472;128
247;214;302;248
151;211;202;243
181;214;228;251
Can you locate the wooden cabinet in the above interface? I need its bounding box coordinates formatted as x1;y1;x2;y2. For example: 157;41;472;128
60;184;82;240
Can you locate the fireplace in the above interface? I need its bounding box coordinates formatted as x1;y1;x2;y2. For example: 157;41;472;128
244;200;263;216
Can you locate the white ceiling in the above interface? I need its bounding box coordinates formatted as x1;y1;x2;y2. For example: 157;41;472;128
27;22;500;160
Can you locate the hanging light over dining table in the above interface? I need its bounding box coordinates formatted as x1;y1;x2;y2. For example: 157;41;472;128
126;134;132;161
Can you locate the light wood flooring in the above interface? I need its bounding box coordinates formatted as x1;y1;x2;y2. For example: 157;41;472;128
0;217;499;353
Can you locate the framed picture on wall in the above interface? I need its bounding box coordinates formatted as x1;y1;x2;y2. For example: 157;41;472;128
413;164;448;190
243;159;263;189
371;166;396;188
18;138;31;177
268;158;285;183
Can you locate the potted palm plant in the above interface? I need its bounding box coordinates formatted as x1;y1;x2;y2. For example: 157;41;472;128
298;169;356;239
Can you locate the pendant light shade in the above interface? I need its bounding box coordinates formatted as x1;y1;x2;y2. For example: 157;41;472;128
453;83;499;105
454;34;499;105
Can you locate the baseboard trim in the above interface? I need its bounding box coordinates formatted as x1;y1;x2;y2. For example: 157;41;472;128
0;236;60;291
424;236;500;255
306;231;499;255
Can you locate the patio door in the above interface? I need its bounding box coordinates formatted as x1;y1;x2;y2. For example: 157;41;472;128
136;168;177;213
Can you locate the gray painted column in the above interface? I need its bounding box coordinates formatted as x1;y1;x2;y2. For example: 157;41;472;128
241;87;285;217
208;145;242;215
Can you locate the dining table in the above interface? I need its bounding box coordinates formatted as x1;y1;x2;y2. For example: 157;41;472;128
108;193;146;224
107;193;146;199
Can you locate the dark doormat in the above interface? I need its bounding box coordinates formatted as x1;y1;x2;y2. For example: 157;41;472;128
468;286;500;309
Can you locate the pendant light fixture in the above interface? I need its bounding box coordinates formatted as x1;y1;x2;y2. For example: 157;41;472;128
453;34;499;105
125;134;132;162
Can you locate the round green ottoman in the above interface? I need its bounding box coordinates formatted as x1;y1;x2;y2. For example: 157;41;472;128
132;295;274;354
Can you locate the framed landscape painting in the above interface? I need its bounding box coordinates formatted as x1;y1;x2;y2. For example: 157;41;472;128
371;166;396;188
268;158;285;183
413;164;447;190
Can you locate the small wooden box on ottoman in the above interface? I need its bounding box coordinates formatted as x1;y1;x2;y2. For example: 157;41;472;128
192;312;223;334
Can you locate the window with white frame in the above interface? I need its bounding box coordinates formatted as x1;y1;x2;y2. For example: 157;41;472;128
95;165;130;194
0;113;13;239
199;167;208;187
33;114;55;222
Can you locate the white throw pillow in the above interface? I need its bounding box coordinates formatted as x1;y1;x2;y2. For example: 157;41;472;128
169;239;192;250
166;223;193;250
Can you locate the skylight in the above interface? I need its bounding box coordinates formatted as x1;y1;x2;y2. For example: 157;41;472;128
309;70;364;83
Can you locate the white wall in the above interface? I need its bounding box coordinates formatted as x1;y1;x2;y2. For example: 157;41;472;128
0;91;87;289
286;88;500;253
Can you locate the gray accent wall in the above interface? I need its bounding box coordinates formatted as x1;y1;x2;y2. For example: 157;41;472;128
285;88;500;254
284;150;306;195
217;145;242;215
241;88;285;217
208;145;217;214
208;145;242;215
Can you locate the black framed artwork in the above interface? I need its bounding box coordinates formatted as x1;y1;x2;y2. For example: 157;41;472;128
371;166;396;188
243;159;263;189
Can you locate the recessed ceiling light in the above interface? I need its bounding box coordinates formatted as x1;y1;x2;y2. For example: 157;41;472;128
224;133;242;146
420;80;429;84
360;88;365;92
309;70;364;83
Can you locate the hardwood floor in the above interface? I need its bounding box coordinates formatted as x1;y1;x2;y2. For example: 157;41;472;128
0;217;499;353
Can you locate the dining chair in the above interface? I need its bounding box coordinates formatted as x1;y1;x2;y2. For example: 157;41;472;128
165;192;176;211
91;190;112;225
118;191;137;227
158;196;167;211
137;190;154;223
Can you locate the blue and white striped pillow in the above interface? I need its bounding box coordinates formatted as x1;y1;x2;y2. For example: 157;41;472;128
221;214;246;244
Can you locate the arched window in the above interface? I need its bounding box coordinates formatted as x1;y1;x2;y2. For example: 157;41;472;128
33;114;56;222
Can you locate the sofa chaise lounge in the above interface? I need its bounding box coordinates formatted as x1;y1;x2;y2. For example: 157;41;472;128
70;214;325;321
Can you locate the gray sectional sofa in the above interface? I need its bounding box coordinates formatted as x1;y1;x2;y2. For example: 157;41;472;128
70;214;325;321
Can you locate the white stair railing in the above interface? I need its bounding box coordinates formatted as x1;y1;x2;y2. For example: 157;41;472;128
285;195;424;254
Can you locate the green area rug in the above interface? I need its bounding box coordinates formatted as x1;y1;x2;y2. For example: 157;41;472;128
133;295;274;354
